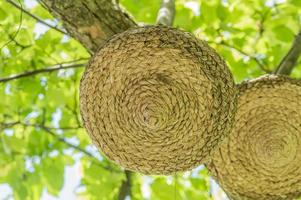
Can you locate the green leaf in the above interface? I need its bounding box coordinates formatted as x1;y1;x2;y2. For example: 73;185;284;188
190;177;208;190
0;8;7;20
14;184;28;200
2;0;301;199
1;135;27;154
216;4;228;21
151;178;173;200
273;25;295;42
174;6;194;31
80;160;124;199
290;0;301;6
42;157;65;196
201;2;218;23
120;0;160;23
151;177;181;200
27;130;50;156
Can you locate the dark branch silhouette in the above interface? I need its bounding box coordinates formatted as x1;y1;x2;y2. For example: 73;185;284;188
6;0;68;35
208;40;271;73
0;62;86;83
274;29;301;75
0;120;121;173
118;170;133;200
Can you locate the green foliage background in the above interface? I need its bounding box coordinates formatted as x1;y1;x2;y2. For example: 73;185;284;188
0;0;300;199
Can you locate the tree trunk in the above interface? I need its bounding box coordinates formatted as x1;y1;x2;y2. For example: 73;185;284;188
40;0;137;53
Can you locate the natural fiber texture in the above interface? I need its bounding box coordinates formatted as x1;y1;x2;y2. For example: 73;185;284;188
207;75;301;200
80;26;237;174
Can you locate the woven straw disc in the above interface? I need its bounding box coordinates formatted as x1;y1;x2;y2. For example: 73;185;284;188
207;75;301;200
80;26;236;174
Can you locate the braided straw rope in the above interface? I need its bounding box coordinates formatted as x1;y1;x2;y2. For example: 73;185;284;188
80;26;237;174
207;75;301;200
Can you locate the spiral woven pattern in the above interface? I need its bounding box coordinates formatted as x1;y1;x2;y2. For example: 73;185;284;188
207;75;301;199
80;26;236;174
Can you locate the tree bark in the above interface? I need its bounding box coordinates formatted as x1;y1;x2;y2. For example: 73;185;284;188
156;0;175;26
274;30;301;75
39;0;137;53
37;1;138;198
118;170;132;200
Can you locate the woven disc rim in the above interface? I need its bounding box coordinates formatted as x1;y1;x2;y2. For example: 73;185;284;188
207;75;301;200
80;25;237;174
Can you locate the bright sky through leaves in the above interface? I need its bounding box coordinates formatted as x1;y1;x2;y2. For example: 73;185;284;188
0;0;300;199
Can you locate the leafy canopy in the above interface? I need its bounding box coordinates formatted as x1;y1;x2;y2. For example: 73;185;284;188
0;0;300;199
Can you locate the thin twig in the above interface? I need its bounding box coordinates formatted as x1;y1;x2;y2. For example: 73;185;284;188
42;126;91;156
40;127;120;173
0;121;82;130
211;40;271;73
118;170;133;200
0;62;86;83
0;0;23;50
1;120;121;173
274;29;301;75
156;0;175;26
6;0;68;35
0;121;20;131
8;34;31;49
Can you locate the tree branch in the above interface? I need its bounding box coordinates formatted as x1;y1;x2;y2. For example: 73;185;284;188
6;0;68;35
156;0;175;26
8;33;31;49
39;0;137;53
118;170;133;200
274;29;301;75
37;126;120;173
0;62;86;83
1;120;121;173
0;121;82;131
210;40;271;73
42;126;91;156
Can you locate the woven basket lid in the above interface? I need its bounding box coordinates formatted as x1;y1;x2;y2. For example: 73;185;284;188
207;75;301;199
80;26;237;174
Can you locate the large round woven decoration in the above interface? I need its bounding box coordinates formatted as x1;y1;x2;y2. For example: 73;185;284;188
207;75;301;199
80;26;237;174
